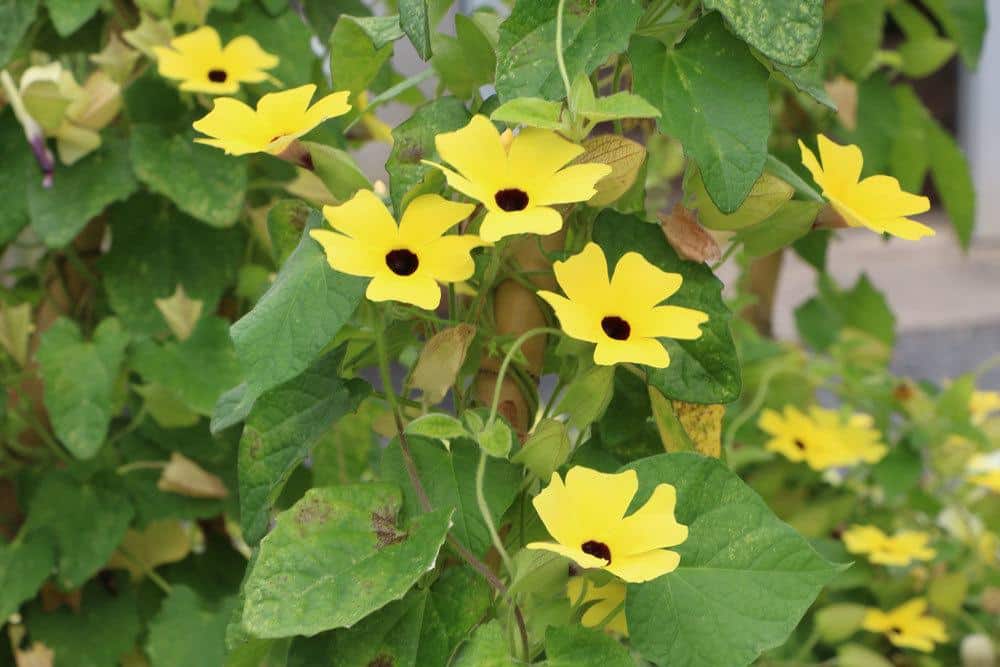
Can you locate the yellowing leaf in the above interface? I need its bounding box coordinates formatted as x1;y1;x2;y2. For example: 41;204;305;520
411;324;476;404
15;642;54;667
89;33;141;84
658;205;721;263
123;12;174;58
579;134;646;207
107;519;195;579
689;168;794;231
284;168;338;206
135;383;201;428
154;285;203;341
672;400;724;458
157;452;228;499
0;302;35;367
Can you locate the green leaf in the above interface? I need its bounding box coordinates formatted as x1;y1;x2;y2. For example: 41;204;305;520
765;154;824;203
405;413;469;440
555;365;615;430
400;0;432;59
771;49;837;110
0;108;32;243
512;418;570;479
305;142;371;202
477;419;514;458
239;349;370;545
890;85;931;193
230;211;366;397
328;587;449;666
630;15;771;213
36;318;128;460
45;0;100;36
928;118;975;249
100;193;244;336
490;97;565;130
430;565;493;649
432;13;498;99
386;97;470;213
28;133;137;247
688;168;794;231
0;0;38;67
241;483;452;637
624;453;842;667
130;124;247;228
27;576;140;667
576;91;661;122
146;587;236;667
794;274;895;351
381;438;520;556
899;36;957;77
495;0;643;102
815;603;867;643
847;73;896;176
923;0;987;67
24;471;135;588
542;625;634;667
453;620;515;667
330;15;404;96
829;0;886;77
733;200;822;258
593;210;741;404
132;317;243;417
703;0;822;66
0;531;56;618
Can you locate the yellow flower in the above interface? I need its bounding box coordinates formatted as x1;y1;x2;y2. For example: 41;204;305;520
423;115;611;242
527;466;688;583
758;405;887;471
537;243;707;368
842;525;935;566
193;84;350;156
799;134;933;240
310;190;485;310
153;26;278;95
862;598;947;652
566;577;628;636
970;390;1000;425
967;453;1000;493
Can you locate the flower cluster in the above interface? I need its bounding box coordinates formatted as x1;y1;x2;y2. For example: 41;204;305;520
758;405;887;470
862;598;948;652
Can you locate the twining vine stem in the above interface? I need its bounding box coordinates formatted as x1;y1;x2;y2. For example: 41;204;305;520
486;326;565;426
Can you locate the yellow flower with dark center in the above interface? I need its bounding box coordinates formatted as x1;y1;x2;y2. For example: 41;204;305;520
842;525;935;566
970;390;1000;425
968;453;1000;493
193;84;350;156
800;134;933;240
153;26;278;95
566;578;628;636
527;466;688;583
862;598;947;652
537;243;707;368
310;190;485;310
423;115;611;242
758;405;887;470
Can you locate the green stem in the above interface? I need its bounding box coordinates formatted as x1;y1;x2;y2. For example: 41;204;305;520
117;545;172;595
555;0;573;103
476;448;514;575
712;241;740;270
594;600;625;631
722;363;785;452
487;327;564;426
344;68;435;132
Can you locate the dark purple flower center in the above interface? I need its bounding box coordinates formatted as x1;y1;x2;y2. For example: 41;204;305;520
207;69;228;83
601;316;631;341
794;438;806;450
385;249;419;276
494;188;529;212
581;540;612;563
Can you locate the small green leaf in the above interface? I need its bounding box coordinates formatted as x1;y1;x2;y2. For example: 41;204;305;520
491;97;565;130
432;13;498;99
495;0;643;102
147;587;236;667
405;413;469;440
477;419;514;458
0;108;32;243
512;419;570;479
0;0;39;67
36;318;128;460
400;0;432;59
593;210;741;404
305;142;371;203
928;118;975;249
555;365;615;430
241;484;452;637
0;531;56;618
543;625;634;667
794;274;895;351
386;97;470;213
330;15;404;96
815;603;867;643
28;133;137;247
576;91;660;122
899;36;957;77
239;348;371;545
130;124;247;228
923;0;987;67
230;211;366;397
630;15;771;213
45;0;100;36
688;168;794;231
453;620;515;666
829;0;887;77
733;200;822;258
890;85;931;193
624;453;842;667
703;0;823;66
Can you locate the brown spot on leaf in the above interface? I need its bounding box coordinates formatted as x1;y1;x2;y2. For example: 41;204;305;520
399;141;423;164
371;506;407;548
368;655;394;667
247;430;263;460
295;497;332;526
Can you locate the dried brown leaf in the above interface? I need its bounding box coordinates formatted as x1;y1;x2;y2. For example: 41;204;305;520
658;205;721;263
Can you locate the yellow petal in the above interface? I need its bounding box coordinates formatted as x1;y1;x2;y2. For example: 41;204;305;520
594;337;670;368
479;207;563;242
421;160;493;204
309;229;382;277
506;128;585;179
397;194;475;245
419;235;485;282
171;26;222;58
853;175;930;218
537;291;602;343
609;252;682;310
552;243;611;305
193;97;268;154
525;541;609;570
634;305;708;340
798;139;823;185
366;273;441;310
611;483;687;556
533;163;611;206
869;216;935;240
302;90;352;129
816;133;863;195
322;189;398;243
842;525;887;555
531;472;582;547
221;35;279;81
435;114;506;191
257;84;317;125
154;45;202;82
605;548;681;583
